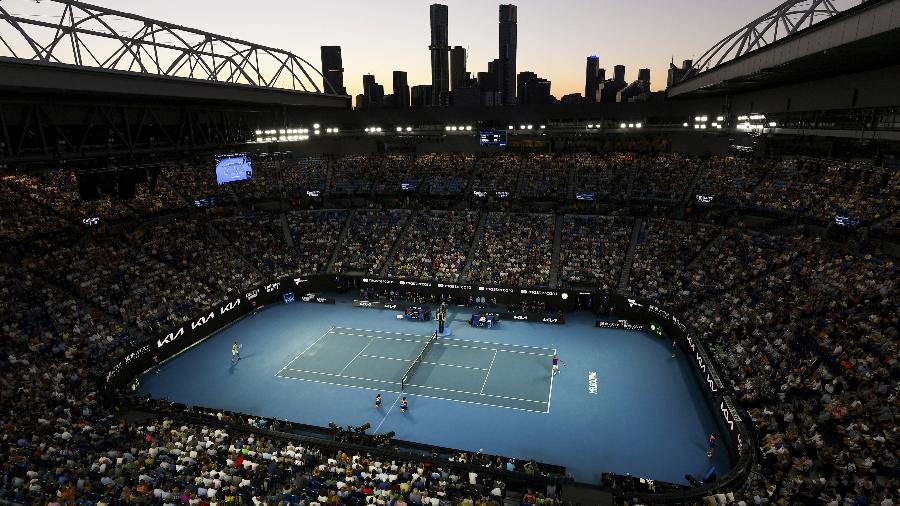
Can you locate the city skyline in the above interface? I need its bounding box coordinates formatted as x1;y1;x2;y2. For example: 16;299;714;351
12;0;825;99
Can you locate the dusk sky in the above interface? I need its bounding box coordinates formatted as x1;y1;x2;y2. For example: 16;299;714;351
9;0;862;98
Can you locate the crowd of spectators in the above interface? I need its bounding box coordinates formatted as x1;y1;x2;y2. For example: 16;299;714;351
373;155;430;195
470;154;521;194
426;154;475;196
557;216;631;291
518;154;571;200
630;153;697;201
571;153;630;200
332;209;411;274
213;212;299;280
629;220;721;304
286;210;349;275
0;150;898;505
687;235;898;506
283;158;330;199
387;210;479;281
469;213;554;287
331;156;381;195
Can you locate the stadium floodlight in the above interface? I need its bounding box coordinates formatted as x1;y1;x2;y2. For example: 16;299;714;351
364;128;370;132
588;124;594;128
527;124;533;130
396;127;403;132
313;123;320;129
376;127;382;132
701;116;708;122
683;123;689;127
279;129;286;134
520;125;526;130
255;130;261;135
694;116;702;122
314;130;320;135
508;125;514;130
333;128;339;133
620;123;627;129
717;116;725;122
635;123;642;128
465;126;472;131
701;124;707;129
540;125;546;129
445;126;451;131
694;124;700;129
326;128;332;133
769;122;777;127
405;127;411;132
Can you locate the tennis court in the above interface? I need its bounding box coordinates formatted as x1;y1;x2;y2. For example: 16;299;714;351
275;326;555;413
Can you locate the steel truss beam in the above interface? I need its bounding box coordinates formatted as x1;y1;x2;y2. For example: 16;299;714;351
0;0;339;95
685;0;857;79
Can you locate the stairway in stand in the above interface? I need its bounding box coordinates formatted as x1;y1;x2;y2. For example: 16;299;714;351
617;218;644;294
379;210;417;276
459;211;488;283
325;210;355;273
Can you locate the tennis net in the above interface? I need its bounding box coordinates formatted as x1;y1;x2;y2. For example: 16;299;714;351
401;331;438;391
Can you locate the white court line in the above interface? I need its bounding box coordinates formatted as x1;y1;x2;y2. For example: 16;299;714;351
338;335;377;375
279;367;546;404
480;349;498;394
334;326;556;352
373;394;402;433
546;347;556;414
333;331;551;356
277;374;547;414
275;326;334;377
358;353;489;371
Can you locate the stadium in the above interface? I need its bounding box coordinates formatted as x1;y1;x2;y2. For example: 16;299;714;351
0;0;898;504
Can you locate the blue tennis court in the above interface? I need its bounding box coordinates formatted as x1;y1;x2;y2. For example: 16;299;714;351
275;326;554;413
139;298;729;485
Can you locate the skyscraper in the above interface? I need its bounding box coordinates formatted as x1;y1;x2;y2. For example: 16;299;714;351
614;65;626;83
498;4;517;106
638;68;651;84
450;46;467;92
518;71;552;105
585;56;599;104
361;74;384;108
320;46;346;95
429;4;450;104
393;71;410;109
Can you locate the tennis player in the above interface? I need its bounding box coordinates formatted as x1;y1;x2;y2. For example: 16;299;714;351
707;433;717;457
552;352;560;375
400;397;409;413
231;341;241;364
375;393;383;408
671;339;677;358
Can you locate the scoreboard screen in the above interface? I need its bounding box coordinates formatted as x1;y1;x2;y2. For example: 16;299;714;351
479;130;507;147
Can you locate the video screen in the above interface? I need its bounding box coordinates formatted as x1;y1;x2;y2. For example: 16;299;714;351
479;130;507;147
215;154;253;185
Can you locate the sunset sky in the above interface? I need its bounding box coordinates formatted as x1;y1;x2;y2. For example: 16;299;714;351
6;0;863;98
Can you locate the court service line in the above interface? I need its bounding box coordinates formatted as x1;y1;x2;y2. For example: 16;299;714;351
480;349;498;394
333;331;551;356
277;374;547;414
358;353;489;371
338;335;377;375
279;367;546;404
333;326;555;352
275;326;334;377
